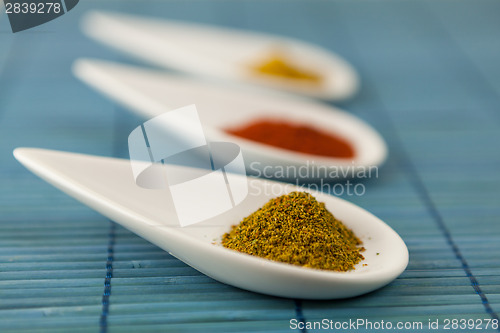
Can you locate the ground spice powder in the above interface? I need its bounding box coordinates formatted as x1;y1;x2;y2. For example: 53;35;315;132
252;53;323;84
222;191;364;272
226;119;355;159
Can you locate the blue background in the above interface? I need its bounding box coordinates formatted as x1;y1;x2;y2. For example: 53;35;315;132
1;0;499;332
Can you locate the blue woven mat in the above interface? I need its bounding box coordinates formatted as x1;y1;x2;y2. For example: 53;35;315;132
1;0;499;332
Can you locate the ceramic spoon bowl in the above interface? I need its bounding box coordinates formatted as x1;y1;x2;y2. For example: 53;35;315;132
81;11;359;100
14;147;408;299
73;59;387;180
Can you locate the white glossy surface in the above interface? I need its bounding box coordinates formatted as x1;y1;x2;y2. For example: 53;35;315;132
81;11;359;100
14;148;408;299
73;59;387;180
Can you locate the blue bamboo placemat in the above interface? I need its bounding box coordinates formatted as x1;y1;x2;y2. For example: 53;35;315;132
1;0;499;332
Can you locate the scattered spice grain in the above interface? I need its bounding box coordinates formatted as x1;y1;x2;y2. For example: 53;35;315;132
222;191;364;272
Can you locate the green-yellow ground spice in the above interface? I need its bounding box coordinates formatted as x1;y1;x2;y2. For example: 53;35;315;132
222;191;364;272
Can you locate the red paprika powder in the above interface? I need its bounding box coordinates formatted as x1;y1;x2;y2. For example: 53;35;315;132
226;119;355;158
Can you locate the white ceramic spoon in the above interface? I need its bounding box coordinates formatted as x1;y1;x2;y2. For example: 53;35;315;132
14;147;408;299
73;59;387;180
81;11;359;100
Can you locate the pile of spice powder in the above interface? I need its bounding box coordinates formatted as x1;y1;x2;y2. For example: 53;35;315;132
252;53;323;84
222;191;364;272
226;119;355;159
